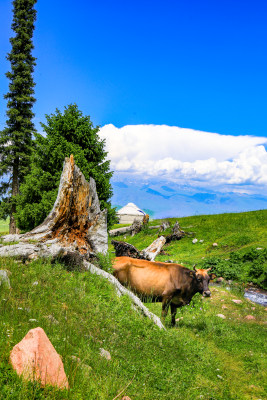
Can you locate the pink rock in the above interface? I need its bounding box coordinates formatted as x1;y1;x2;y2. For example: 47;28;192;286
244;315;255;320
232;299;242;304
217;314;226;319
10;327;69;389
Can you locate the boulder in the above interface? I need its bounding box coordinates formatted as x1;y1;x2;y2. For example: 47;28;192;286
10;327;69;389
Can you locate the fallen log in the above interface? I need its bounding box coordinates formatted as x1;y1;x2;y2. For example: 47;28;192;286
0;155;108;260
142;236;166;261
112;236;166;262
109;225;161;237
111;240;150;259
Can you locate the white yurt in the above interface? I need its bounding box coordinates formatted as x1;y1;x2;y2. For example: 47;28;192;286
116;203;146;224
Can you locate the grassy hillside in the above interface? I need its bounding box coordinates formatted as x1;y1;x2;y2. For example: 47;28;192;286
110;210;267;288
0;210;266;399
0;258;266;400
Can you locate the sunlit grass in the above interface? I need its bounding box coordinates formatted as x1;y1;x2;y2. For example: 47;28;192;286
0;256;266;399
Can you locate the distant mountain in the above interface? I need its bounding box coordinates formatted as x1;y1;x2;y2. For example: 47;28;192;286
111;176;267;219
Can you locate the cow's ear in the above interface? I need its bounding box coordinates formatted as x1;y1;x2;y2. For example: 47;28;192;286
189;270;196;278
209;273;217;280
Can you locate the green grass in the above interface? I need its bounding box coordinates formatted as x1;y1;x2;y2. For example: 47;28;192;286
0;218;9;234
0;258;266;399
0;210;266;399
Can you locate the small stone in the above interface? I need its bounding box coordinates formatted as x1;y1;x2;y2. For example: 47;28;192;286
245;315;255;320
217;375;223;380
192;239;198;244
122;397;132;400
10;327;69;389
32;281;38;286
217;314;226;319
44;315;59;325
251;307;255;310
70;355;81;363
29;319;38;322
264;307;267;312
175;317;184;322
232;299;242;304
256;247;263;250
222;305;228;309
216;277;224;283
199;240;204;243
99;348;111;361
213;242;218;247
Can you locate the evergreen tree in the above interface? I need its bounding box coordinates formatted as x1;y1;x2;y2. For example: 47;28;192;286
16;104;116;230
0;0;37;233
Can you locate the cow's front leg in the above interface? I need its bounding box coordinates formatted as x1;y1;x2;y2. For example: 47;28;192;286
161;296;172;322
170;303;177;327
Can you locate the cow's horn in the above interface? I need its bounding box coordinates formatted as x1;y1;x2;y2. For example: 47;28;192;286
193;264;197;271
206;267;212;272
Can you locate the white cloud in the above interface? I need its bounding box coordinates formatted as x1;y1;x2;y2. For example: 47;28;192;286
99;124;267;186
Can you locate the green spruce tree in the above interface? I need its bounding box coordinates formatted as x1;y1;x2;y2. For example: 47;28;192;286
16;104;116;230
0;0;37;233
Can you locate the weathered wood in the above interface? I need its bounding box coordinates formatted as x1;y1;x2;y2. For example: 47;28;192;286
109;224;161;237
111;240;150;260
0;155;108;260
83;260;165;330
159;221;170;232
112;236;166;262
142;236;166;261
164;221;185;243
131;218;142;236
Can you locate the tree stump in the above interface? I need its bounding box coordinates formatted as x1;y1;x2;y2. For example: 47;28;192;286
0;155;108;260
165;221;185;243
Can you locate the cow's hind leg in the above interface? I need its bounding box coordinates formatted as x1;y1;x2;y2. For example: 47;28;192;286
170;303;177;327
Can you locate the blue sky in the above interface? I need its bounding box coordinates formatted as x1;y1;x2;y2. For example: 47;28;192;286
0;0;267;136
0;0;267;217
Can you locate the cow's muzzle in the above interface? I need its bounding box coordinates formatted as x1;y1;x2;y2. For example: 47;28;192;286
203;290;211;297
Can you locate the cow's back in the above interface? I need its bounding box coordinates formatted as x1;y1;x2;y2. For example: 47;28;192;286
113;257;178;296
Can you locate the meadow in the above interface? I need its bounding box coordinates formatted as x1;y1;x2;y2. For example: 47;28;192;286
0;210;266;399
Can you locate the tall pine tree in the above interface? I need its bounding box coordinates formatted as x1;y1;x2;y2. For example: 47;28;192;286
0;0;37;233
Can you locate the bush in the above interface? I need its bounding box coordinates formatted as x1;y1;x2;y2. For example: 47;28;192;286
201;248;267;288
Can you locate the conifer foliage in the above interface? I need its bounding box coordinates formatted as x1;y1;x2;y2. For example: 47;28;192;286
16;104;116;230
0;0;37;233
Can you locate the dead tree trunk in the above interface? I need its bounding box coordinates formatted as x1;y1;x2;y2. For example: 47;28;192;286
0;155;108;260
165;221;185;243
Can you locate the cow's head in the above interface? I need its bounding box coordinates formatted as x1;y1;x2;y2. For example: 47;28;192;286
191;265;216;297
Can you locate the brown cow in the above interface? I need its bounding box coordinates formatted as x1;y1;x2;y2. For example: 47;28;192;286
113;257;216;326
